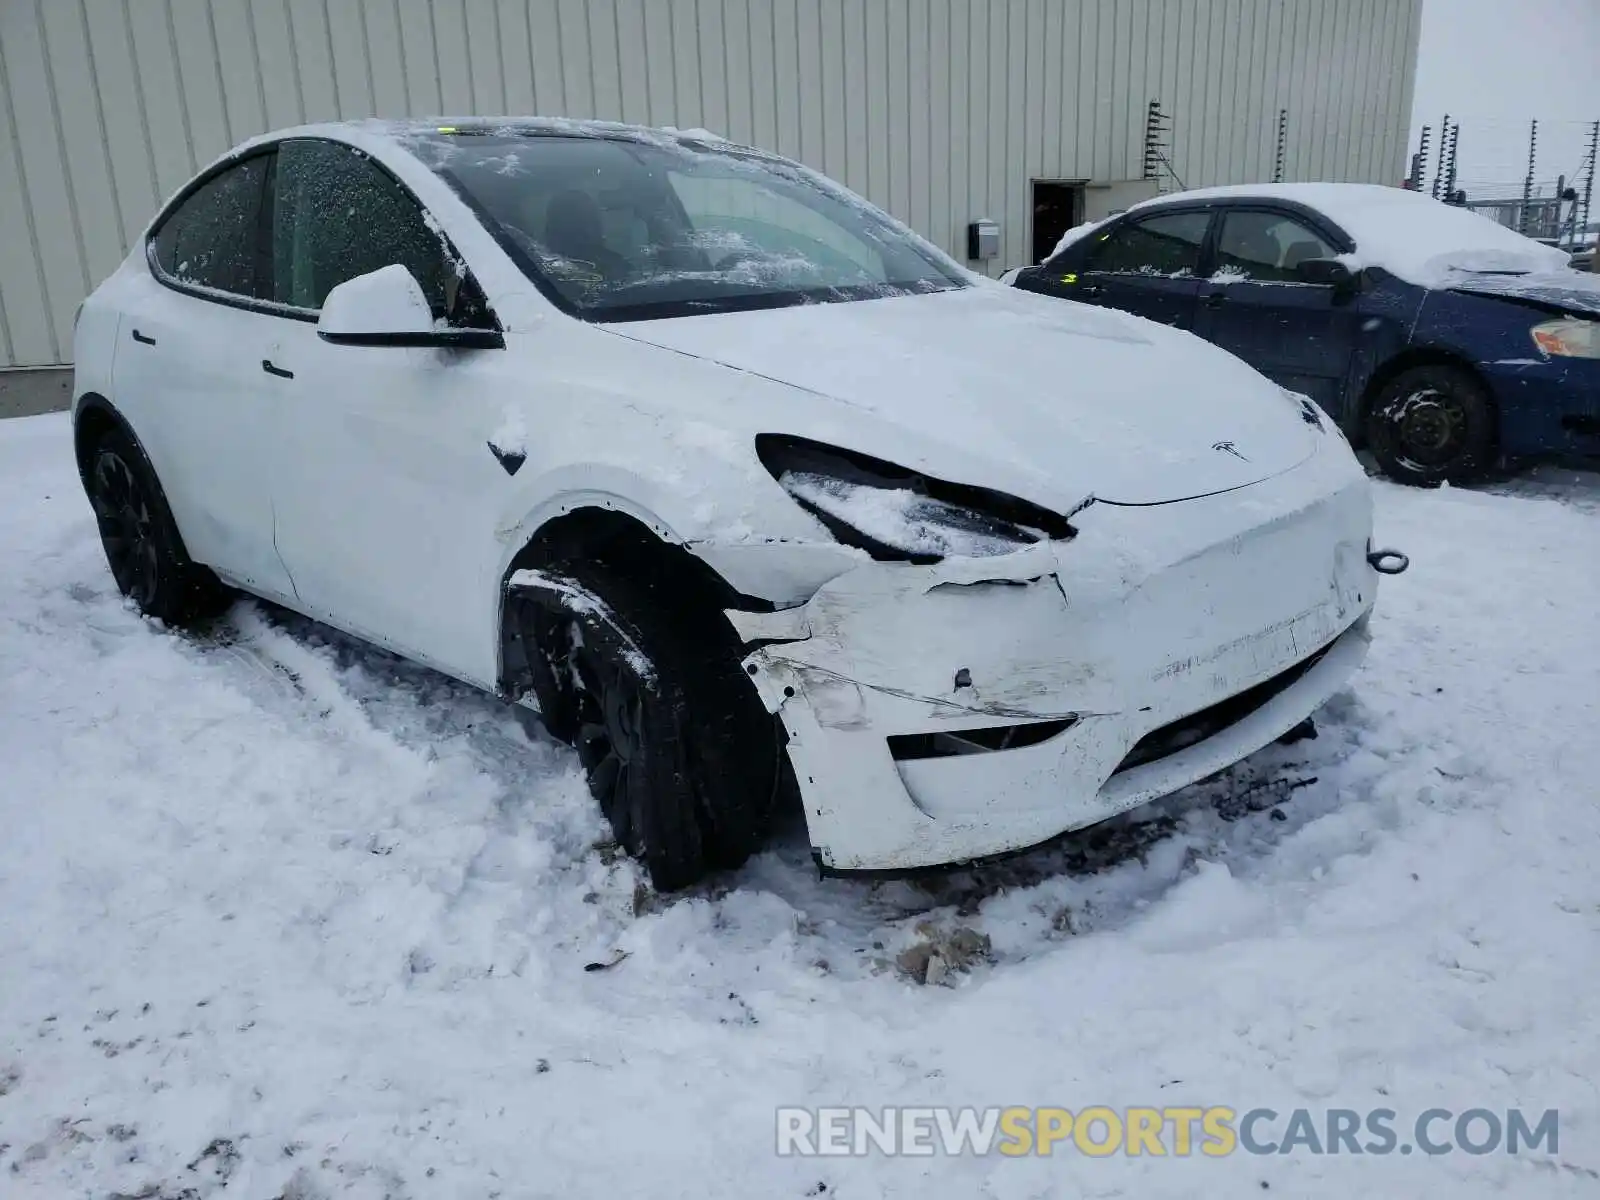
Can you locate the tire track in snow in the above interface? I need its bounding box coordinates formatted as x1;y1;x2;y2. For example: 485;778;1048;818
188;600;646;990
207;596;1376;990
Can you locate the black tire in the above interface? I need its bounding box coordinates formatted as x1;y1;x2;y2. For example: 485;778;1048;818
1364;364;1496;486
517;561;779;891
84;427;230;626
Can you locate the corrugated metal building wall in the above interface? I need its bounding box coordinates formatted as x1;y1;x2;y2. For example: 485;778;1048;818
0;0;1421;369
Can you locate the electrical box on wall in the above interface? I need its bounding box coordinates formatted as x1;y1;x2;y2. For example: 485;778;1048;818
966;219;1000;260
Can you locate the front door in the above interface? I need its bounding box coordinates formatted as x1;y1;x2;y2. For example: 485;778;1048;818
257;138;510;685
1194;207;1361;410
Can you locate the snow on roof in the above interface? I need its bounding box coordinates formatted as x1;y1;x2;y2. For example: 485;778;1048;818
224;117;750;170
1054;182;1573;288
344;115;747;154
348;115;721;138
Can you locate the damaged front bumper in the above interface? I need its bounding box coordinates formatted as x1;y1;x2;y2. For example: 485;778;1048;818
727;443;1381;871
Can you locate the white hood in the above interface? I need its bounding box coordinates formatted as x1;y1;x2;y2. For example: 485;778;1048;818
605;283;1315;507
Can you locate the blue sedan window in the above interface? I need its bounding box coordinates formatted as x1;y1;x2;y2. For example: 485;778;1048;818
1086;211;1210;277
1216;211;1337;282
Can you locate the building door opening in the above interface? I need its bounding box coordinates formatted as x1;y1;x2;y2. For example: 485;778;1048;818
1031;181;1086;264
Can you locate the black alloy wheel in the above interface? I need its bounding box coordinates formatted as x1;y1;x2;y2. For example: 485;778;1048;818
572;639;653;853
83;427;229;625
90;447;162;611
515;560;782;891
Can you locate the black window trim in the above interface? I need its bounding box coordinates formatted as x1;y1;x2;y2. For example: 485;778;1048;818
144;136;501;331
1046;197;1357;279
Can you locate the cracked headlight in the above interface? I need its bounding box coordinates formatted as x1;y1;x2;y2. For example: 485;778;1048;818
755;434;1076;563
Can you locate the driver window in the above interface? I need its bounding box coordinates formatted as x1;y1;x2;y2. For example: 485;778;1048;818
1214;211;1338;282
271;139;487;324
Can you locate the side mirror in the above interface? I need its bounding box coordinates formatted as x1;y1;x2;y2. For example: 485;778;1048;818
317;264;504;349
1294;258;1355;289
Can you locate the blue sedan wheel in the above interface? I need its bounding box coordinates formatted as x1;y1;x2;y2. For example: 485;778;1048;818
1365;365;1496;486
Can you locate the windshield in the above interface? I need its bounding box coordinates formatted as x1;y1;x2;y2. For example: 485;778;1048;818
402;130;967;321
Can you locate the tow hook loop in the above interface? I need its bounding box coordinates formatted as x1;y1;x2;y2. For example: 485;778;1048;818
1368;548;1409;575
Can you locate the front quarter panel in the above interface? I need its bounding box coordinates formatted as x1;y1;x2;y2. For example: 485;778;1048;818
1339;273;1423;431
483;323;866;619
1409;290;1600;457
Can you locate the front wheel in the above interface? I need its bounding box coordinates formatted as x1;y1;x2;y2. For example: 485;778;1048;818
1364;365;1496;486
514;562;780;891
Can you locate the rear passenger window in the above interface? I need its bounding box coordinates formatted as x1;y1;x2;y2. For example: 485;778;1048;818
150;155;270;298
1086;211;1211;277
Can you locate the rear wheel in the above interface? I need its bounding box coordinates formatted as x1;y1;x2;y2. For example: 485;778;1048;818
514;561;780;890
85;427;229;625
1364;364;1496;486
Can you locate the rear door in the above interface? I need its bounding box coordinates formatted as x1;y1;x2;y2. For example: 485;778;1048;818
110;151;297;598
1194;206;1361;409
1054;209;1213;329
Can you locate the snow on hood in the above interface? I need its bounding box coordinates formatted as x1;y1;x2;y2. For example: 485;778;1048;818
1445;267;1600;317
1123;183;1575;290
605;284;1316;508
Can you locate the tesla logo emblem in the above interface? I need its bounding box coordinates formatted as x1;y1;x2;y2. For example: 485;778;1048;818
1212;440;1250;462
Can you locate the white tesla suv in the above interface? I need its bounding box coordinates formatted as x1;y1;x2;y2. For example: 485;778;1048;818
71;118;1404;889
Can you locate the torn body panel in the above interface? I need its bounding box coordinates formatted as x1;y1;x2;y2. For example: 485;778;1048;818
688;538;868;608
732;441;1378;871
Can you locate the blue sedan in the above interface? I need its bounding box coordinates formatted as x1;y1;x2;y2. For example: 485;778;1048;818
1009;183;1600;485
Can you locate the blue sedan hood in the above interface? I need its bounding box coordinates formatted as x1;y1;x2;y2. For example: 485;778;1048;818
1448;270;1600;318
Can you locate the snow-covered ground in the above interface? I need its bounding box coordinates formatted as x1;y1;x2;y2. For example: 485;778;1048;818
2;410;1598;1198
